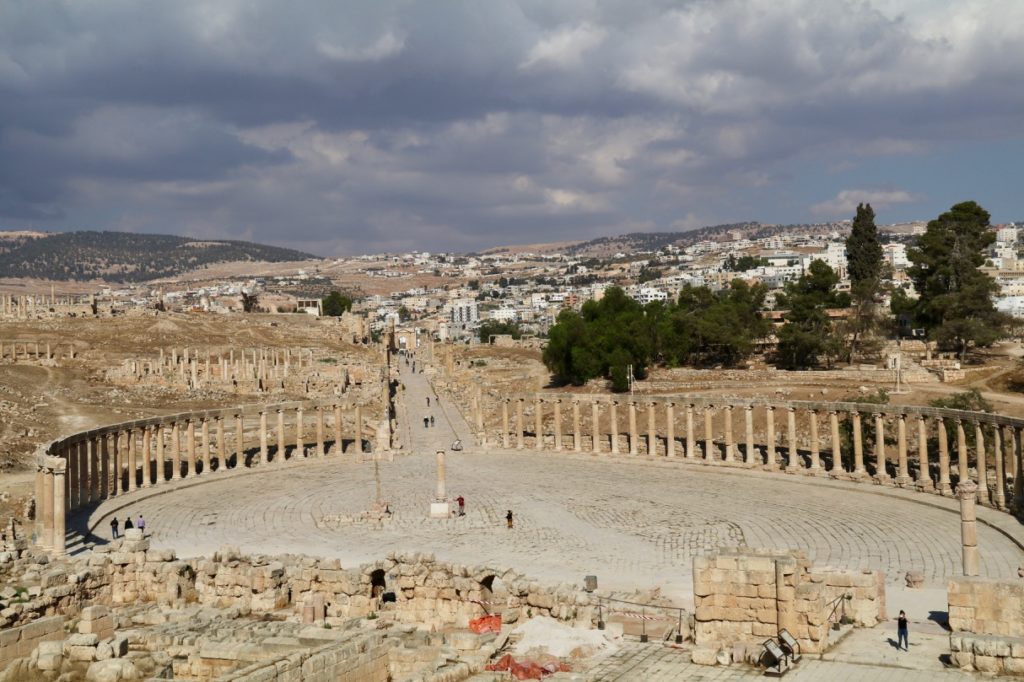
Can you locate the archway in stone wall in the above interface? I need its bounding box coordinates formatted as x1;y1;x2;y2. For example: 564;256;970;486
479;574;507;615
371;568;395;602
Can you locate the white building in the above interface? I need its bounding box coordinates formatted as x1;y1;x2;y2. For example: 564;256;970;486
632;287;668;305
489;307;518;322
448;298;479;326
883;243;909;269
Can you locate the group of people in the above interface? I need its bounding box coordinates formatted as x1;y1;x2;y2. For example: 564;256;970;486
110;513;146;540
451;496;513;529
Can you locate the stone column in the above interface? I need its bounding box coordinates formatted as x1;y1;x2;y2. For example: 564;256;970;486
436;450;446;499
41;463;54;549
648;402;657;456
852;411;865;477
917;416;933;490
704;406;714;460
277;409;286;464
354;405;363;453
78;441;88;505
765;407;776;470
994;426;1006;509
829;411;842;474
745;405;756;465
610;401;619;454
475;384;485;442
187;420;197;475
938;418;952;495
628;401;638;455
535;396;544;451
137;428;150;488
295;408;304;458
333;404;343;455
201;418;211;473
1015;428;1024;513
572;400;582;452
874;413;889;483
100;435;110;498
127;429;137;491
685;404;695;459
975;422;989;505
52;461;66;557
89;438;99;501
554;400;563;451
957;481;980;577
723;405;734;462
66;443;77;509
171;422;181;480
591;400;601;453
666;402;676;458
809;410;821;472
259;410;269;462
316;407;326;457
896;414;910;486
502;400;510;449
216;417;226;471
786;407;798;472
155;427;164;485
516;399;525;450
956;419;969;484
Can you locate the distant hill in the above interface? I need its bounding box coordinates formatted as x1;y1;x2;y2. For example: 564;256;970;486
0;231;317;282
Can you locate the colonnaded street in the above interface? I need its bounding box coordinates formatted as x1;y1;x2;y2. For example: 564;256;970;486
82;356;1024;606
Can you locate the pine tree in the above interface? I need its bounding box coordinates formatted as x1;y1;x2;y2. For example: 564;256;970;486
907;201;1007;362
843;203;884;363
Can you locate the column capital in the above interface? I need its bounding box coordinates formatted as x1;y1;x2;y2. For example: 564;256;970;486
956;480;978;499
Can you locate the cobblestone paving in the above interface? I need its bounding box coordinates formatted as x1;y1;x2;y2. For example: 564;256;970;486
83;359;1024;601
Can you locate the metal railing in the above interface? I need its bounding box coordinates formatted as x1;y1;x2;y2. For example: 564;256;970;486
595;595;688;644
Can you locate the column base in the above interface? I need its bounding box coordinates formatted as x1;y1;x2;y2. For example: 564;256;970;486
894;475;914;488
808;465;828;477
939;483;953;496
430;502;451;519
785;465;802;474
873;474;892;486
915;478;934;492
852;468;869;480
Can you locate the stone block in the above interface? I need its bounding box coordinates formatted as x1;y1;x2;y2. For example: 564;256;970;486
974;655;1002;673
690;647;720;666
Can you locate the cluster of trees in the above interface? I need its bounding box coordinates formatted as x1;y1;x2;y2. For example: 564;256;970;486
478;320;522;342
543;282;769;390
544;200;1010;388
321;291;353;316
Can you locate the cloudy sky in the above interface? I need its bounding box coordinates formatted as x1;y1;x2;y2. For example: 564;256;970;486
2;1;1022;255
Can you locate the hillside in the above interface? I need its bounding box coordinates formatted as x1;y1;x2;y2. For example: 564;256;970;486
0;231;317;282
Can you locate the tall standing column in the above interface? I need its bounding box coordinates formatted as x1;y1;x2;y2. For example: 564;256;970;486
765;407;776;470
100;436;110;499
896;414;910;486
745;405;755;465
187;420;197;475
111;432;121;496
475;384;485;443
917;416;933;490
648;402;657;456
704;406;714;460
52;462;66;557
572;400;581;452
1015;428;1024;513
260;410;270;462
975;422;989;505
199;418;210;473
829;411;842;474
78;441;88;505
610;401;620;454
295;408;304;458
171;423;181;480
89;437;99;501
502;400;510;449
666;402;676;458
723;405;734;462
66;443;78;509
316;407;325;457
354;405;363;453
685;404;695;459
957;481;980;577
41;463;54;549
591;401;601;453
628;401;638;455
554;400;563;451
127;429;137;491
808;410;821;472
436;450;446;499
516;399;525;450
874;413;889;483
786;407;798;472
852;411;865;477
535;396;544;451
141;427;152;487
216;417;226;471
277;409;286;464
938;418;952;495
994;426;1006;509
155;427;164;485
334;404;343;455
956;419;969;484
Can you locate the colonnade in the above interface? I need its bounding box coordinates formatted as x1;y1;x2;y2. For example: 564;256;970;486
0;341;75;361
487;394;1024;513
35;399;374;554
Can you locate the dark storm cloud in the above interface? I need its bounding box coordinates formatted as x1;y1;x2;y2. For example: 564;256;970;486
1;0;1023;253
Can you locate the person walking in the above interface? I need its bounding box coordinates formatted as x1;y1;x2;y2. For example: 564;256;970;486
457;496;465;516
897;610;909;651
426;397;430;407
110;517;120;540
137;514;146;535
430;415;435;427
506;510;513;529
423;416;429;428
124;516;133;531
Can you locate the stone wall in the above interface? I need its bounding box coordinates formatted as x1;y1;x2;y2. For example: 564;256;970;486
0;615;64;669
693;549;885;661
222;634;389;682
948;578;1024;674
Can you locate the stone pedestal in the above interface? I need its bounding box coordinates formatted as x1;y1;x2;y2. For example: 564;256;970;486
957;481;980;577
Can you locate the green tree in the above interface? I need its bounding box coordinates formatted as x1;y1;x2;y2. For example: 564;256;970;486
398;306;411;322
637;266;661;283
907;201;1008;362
321;291;353;317
478;320;522;343
843;203;884;363
774;261;849;369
